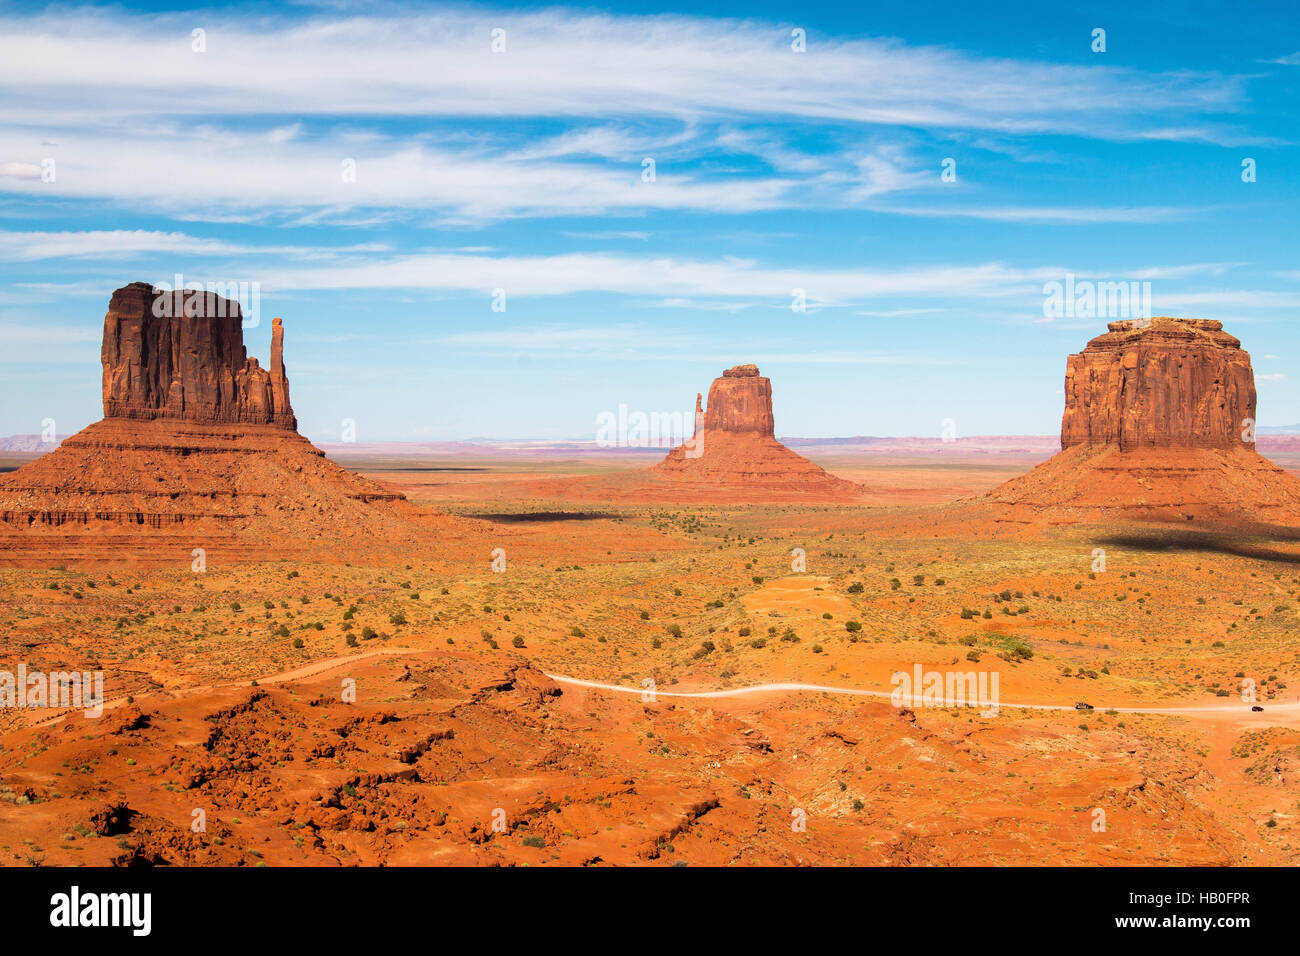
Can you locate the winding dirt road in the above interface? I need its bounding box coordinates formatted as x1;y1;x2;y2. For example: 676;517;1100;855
546;673;1299;718
23;646;1297;729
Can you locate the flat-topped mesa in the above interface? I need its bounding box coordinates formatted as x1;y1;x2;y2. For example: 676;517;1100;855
703;364;775;436
1060;316;1255;451
101;281;296;429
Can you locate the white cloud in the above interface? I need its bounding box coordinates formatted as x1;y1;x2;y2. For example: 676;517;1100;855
251;251;1234;307
0;162;41;179
1154;290;1300;311
0;126;804;221
0;229;391;262
0;9;1245;139
880;204;1199;224
0;321;99;346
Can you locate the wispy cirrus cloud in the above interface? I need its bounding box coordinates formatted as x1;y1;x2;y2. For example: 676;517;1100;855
0;8;1248;137
0;8;1249;226
255;250;1239;307
0;229;390;261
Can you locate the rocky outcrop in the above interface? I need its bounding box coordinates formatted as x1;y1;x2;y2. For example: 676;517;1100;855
703;364;775;435
1061;317;1255;451
963;316;1300;533
101;282;295;428
653;364;862;500
0;282;487;563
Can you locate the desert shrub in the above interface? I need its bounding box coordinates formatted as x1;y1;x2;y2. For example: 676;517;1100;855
847;582;864;594
1001;638;1033;660
292;637;304;649
389;612;407;626
570;626;586;637
666;624;683;638
845;620;862;633
512;636;525;648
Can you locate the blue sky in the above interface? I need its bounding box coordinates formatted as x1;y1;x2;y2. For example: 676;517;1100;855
1;0;1297;442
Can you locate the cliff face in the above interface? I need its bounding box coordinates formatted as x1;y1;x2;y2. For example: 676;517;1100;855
703;364;775;436
101;282;295;428
1060;317;1255;451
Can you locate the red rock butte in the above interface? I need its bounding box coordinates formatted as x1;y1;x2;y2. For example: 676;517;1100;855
102;283;297;428
973;316;1300;530
653;364;862;500
1060;317;1255;451
0;282;474;564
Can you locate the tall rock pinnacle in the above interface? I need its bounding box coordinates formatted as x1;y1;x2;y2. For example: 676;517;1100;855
269;317;294;428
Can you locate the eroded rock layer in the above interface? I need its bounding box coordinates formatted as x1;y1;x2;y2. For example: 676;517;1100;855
101;282;295;428
1061;317;1255;451
703;364;775;436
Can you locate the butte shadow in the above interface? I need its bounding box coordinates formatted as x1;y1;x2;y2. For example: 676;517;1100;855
0;282;485;564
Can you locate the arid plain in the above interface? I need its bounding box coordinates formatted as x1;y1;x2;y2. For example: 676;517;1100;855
0;292;1297;867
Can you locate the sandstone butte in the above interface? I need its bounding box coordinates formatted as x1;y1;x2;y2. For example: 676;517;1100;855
0;282;474;564
973;316;1300;529
653;364;863;500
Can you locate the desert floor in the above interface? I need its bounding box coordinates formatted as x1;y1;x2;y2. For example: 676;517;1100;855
0;449;1298;866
